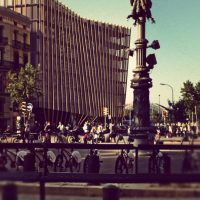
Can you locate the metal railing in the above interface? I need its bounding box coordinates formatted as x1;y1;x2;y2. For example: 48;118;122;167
1;143;200;200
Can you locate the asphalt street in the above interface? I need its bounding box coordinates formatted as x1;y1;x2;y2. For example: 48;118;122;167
5;148;190;174
4;135;200;174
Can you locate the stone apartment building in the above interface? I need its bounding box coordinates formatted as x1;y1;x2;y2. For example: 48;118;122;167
0;7;31;130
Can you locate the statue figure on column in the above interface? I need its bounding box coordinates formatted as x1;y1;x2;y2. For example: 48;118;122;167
127;0;155;25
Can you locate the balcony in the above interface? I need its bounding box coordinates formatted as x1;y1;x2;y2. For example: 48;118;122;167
0;37;8;46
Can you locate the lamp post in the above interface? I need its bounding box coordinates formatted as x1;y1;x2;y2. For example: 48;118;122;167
160;83;174;106
160;83;175;125
127;0;159;145
158;94;161;127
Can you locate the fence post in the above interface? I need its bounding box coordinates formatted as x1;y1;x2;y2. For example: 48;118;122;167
40;181;45;200
2;183;17;200
103;184;119;200
43;145;48;176
135;147;138;174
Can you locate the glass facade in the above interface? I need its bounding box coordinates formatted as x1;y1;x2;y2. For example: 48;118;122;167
4;0;131;123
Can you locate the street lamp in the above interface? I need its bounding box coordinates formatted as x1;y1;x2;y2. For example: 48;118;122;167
127;0;160;145
160;83;174;107
126;40;160;57
158;94;161;127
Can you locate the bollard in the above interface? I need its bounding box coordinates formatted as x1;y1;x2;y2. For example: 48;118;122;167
164;154;171;174
23;153;35;172
40;181;46;200
88;154;100;173
103;184;119;200
2;183;17;200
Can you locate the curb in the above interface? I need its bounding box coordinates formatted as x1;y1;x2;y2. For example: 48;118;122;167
1;183;200;197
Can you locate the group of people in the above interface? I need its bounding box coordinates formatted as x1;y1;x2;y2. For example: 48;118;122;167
82;121;105;144
81;121;127;144
44;120;128;144
1;119;130;144
157;122;198;138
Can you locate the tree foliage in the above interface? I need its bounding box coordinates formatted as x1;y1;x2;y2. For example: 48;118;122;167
173;99;187;123
173;80;200;122
6;63;42;105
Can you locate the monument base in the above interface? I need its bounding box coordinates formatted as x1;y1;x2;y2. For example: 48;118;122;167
130;126;156;147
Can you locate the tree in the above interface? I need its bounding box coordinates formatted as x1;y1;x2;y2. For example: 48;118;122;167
171;80;200;123
180;80;196;114
180;80;200;115
173;99;187;123
6;63;42;107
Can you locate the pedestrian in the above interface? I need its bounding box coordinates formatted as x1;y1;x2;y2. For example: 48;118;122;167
116;133;126;144
95;123;103;144
90;124;96;144
4;125;11;133
24;122;30;143
43;121;52;143
57;121;66;134
154;129;161;144
109;123;117;143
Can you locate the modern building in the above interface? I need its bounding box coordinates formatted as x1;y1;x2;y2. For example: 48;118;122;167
2;0;130;125
0;6;31;130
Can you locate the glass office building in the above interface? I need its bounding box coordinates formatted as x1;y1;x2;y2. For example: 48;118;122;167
2;0;131;123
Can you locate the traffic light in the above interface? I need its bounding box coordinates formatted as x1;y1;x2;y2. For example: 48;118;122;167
103;107;108;116
20;101;27;114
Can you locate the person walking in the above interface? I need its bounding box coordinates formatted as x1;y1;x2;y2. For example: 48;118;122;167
57;121;66;134
95;123;103;144
43;121;52;143
109;122;116;143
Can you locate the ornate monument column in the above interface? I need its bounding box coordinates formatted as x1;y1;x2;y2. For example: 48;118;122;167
127;0;157;145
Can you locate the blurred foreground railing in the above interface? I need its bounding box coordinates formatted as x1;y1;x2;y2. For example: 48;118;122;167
1;143;200;200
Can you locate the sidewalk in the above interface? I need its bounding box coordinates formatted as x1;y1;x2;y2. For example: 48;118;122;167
1;182;200;198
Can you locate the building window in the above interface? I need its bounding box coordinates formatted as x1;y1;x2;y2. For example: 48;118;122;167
0;26;3;42
23;54;28;65
0;73;6;93
23;34;27;44
14;30;18;41
0;48;3;64
0;99;3;113
14;51;19;69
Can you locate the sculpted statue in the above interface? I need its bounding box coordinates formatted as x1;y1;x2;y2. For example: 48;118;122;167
127;0;155;25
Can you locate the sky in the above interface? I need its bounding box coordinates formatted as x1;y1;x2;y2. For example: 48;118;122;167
60;0;200;107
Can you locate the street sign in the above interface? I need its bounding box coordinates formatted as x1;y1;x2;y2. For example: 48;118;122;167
27;103;33;112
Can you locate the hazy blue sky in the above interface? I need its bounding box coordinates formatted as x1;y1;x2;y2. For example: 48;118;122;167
60;0;200;106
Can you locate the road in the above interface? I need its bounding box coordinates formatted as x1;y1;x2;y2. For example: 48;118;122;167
0;195;199;200
2;135;200;174
1;138;200;200
4;147;197;174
